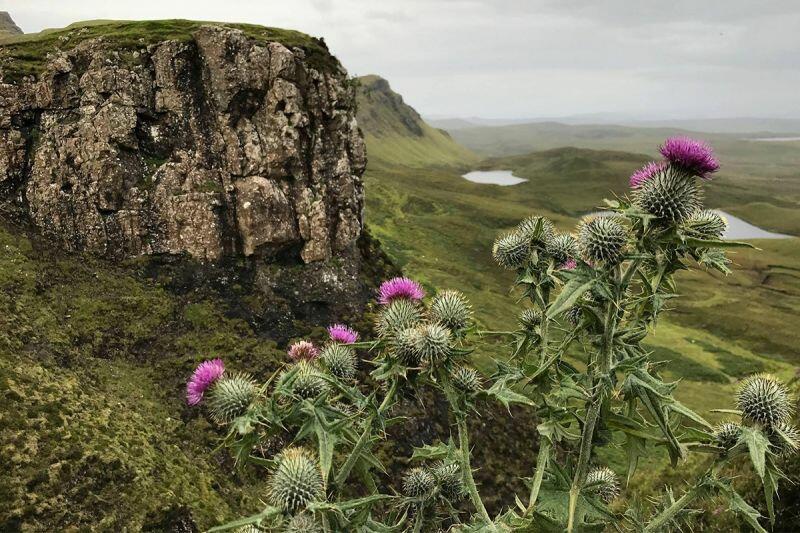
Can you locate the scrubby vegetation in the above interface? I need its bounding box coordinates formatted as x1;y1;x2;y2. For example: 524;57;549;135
192;138;799;531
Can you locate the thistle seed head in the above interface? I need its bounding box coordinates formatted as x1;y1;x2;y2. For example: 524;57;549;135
284;512;321;533
432;461;464;501
207;372;257;424
518;308;542;330
737;373;794;428
320;343;357;381
586;467;621;503
430;290;473;332
516;216;555;248
393;326;424;366
634;166;703;224
416;323;452;365
681;209;728;240
268;448;324;513
546;233;578;265
577;216;628;265
768;422;800;458
403;467;435;499
292;360;328;399
452;365;482;393
713;421;742;451
376;299;423;339
492;231;530;269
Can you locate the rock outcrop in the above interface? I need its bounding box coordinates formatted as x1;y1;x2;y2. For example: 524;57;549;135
0;12;22;37
0;24;366;265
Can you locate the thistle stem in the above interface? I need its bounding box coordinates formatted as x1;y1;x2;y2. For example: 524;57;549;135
456;414;494;529
476;330;517;336
525;438;551;515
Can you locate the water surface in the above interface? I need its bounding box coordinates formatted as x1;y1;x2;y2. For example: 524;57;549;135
746;136;800;142
462;170;527;186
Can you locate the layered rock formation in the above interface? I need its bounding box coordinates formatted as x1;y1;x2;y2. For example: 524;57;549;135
0;24;366;264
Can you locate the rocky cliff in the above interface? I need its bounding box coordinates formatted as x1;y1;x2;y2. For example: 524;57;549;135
0;12;22;38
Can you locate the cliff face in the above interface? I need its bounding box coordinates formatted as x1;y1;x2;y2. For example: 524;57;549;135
0;12;22;37
0;24;365;264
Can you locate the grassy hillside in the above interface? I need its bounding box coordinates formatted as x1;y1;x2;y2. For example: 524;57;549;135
356;75;478;167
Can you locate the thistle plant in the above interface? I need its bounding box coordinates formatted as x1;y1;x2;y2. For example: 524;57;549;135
186;136;796;533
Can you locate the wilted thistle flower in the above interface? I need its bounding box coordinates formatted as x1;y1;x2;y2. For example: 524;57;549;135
284;513;321;533
659;136;720;178
519;308;542;330
327;323;359;344
376;299;423;339
432;461;464;501
403;467;435;499
268;447;324;513
393;326;424;366
452;365;482;393
207;372;257;424
737;374;794;427
492;230;530;269
577;216;628;265
768;422;800;458
586;467;621;503
186;358;225;406
378;277;425;305
430;290;473;332
634;166;703;224
713;421;742;451
288;341;320;362
320;343;357;381
546;233;578;266
416;323;452;365
516;215;555;247
681;209;728;240
291;360;329;399
629;161;667;188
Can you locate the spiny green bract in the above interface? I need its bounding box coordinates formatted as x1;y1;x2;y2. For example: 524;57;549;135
233;526;262;533
268;447;324;513
737;373;794;427
492;230;530;269
516;215;555;247
403;467;435;498
713;421;742;451
430;290;473;332
207;372;257;424
767;422;800;457
416;323;452;365
291;360;329;399
586;466;621;503
546;233;578;264
432;461;465;501
284;512;322;533
634;167;702;223
320;343;357;381
452;365;482;393
578;216;628;265
376;298;423;339
518;308;542;330
394;326;424;366
682;209;728;239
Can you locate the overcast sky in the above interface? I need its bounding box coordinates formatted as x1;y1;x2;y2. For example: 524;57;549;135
5;0;800;119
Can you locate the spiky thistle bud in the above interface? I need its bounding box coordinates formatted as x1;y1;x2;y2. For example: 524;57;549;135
634;166;702;224
492;231;530;269
403;467;435;499
432;461;465;501
394;326;424;366
430;290;473;332
565;305;583;326
416;323;452;365
681;209;728;240
737;374;794;428
320;343;357;381
516;216;555;248
518;308;542;330
577;216;628;265
284;513;321;533
768;422;800;458
292;360;328;399
586;467;620;503
452;365;482;393
546;233;578;265
268;448;324;513
376;299;423;339
713;422;742;451
207;372;257;424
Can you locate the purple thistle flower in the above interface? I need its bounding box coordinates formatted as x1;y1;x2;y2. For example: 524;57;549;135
378;277;425;305
187;358;225;406
629;161;667;188
328;324;359;344
288;340;320;361
659;136;720;178
560;258;578;270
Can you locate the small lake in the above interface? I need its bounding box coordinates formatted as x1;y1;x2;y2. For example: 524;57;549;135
462;170;527;186
746;136;800;142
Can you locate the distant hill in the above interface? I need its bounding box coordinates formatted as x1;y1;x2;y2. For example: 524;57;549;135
356;75;477;167
0;12;22;37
